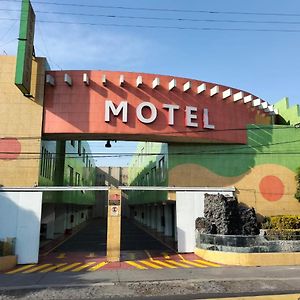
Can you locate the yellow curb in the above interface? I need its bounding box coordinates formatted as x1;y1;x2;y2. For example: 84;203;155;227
195;247;300;266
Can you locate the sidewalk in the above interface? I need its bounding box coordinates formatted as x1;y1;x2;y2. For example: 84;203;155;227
0;265;300;299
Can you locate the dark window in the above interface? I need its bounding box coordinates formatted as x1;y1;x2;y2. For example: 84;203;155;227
68;166;74;186
82;147;86;162
78;141;81;156
40;147;44;176
159;157;165;182
151;167;156;185
75;172;80;186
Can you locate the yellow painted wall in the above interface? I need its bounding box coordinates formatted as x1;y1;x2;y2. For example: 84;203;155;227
0;56;46;187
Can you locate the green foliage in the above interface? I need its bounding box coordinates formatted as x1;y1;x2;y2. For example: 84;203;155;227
295;167;300;202
262;215;300;240
262;215;300;230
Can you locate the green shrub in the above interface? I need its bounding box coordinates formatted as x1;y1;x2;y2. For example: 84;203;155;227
262;215;300;230
270;215;300;230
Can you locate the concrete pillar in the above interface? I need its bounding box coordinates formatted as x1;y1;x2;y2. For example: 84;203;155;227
54;205;66;234
156;205;164;232
146;206;151;227
46;210;55;240
106;188;122;262
142;205;146;225
150;206;156;229
65;205;74;230
164;204;173;236
137;206;141;222
173;204;177;241
41;204;55;239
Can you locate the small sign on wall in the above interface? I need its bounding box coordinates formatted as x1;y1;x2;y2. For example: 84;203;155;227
110;205;119;217
108;188;122;217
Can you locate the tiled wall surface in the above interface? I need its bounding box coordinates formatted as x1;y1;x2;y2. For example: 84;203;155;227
0;56;46;186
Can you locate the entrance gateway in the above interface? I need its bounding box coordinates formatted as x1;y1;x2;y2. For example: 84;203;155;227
0;186;234;263
39;71;274;263
0;65;277;265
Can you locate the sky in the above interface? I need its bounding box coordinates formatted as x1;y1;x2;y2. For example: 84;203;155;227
1;0;300;166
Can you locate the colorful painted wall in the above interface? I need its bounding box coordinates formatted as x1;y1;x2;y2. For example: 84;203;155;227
0;56;46;187
168;124;300;216
128;123;300;217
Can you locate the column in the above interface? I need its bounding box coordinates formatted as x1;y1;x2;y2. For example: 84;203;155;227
150;205;156;229
156;205;164;232
164;204;173;236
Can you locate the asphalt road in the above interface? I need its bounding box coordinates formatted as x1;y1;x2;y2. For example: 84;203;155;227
51;217;170;253
1;266;300;299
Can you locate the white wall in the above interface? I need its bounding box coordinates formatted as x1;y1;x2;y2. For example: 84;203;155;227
0;192;42;264
176;190;234;253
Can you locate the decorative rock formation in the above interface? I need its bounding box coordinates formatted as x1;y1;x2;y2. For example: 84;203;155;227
196;194;259;235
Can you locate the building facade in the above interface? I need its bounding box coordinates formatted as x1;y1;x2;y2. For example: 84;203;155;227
128;99;300;238
0;56;96;263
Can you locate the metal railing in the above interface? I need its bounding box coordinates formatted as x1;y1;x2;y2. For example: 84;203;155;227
0;186;235;192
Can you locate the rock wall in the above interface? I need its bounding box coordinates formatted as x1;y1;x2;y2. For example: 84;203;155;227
196;194;259;235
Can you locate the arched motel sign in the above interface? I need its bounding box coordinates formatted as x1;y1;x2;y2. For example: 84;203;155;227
43;71;276;144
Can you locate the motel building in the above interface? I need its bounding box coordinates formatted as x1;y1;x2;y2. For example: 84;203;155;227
1;0;300;265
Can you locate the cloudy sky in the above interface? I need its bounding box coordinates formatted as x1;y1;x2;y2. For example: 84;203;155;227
1;0;300;165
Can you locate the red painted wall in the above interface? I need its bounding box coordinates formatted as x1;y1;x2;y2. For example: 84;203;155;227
43;71;271;143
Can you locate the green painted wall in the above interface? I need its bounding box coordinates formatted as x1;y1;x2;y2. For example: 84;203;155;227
39;140;96;205
275;97;300;126
168;125;300;177
128;142;168;205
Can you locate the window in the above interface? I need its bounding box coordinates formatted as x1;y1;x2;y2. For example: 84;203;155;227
68;166;74;186
40;147;45;176
82;147;86;162
151;167;156;185
159;157;165;182
145;172;150;186
78;141;81;156
48;153;52;179
45;150;49;178
70;140;75;147
86;154;89;167
75;172;80;186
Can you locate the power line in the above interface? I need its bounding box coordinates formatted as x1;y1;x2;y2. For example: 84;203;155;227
35;23;62;70
2;137;300;158
2;17;300;33
0;19;17;44
1;0;300;18
3;8;300;26
1;125;299;141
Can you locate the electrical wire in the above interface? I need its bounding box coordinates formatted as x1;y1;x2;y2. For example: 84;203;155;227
2;137;300;159
1;0;300;18
3;8;300;26
1;125;299;141
2;17;300;33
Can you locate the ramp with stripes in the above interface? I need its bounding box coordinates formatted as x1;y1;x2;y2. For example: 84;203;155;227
4;256;220;274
